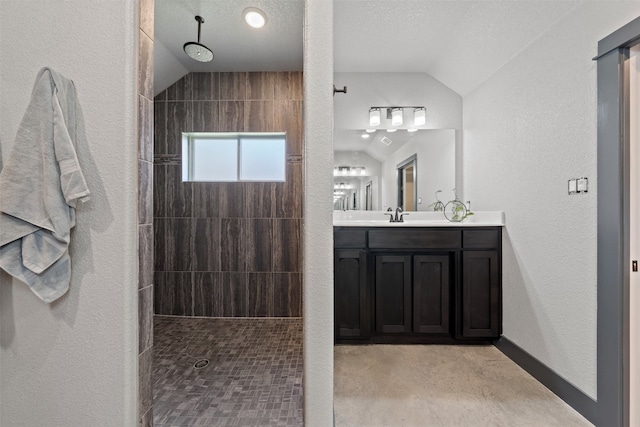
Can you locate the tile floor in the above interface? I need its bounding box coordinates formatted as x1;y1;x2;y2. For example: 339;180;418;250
334;345;594;427
152;316;303;427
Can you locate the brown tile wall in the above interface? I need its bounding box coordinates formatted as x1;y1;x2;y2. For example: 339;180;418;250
153;72;303;318
137;0;154;424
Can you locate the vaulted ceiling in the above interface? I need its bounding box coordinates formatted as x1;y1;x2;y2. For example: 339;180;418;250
154;0;583;155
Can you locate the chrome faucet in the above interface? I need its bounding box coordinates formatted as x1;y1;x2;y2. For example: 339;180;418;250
385;207;394;222
384;207;409;223
395;207;409;222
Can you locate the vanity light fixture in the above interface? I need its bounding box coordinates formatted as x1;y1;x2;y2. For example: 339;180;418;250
414;107;426;126
243;7;267;28
391;107;403;126
368;106;426;128
334;166;366;176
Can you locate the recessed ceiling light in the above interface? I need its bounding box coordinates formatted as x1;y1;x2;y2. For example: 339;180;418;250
361;134;370;139
386;129;397;133
243;7;267;29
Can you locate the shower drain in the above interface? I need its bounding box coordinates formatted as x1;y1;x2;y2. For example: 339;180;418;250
193;359;209;369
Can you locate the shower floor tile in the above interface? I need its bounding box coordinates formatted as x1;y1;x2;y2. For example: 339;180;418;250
153;316;303;427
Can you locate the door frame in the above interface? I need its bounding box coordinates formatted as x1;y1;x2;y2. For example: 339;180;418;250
397;154;417;210
596;15;640;427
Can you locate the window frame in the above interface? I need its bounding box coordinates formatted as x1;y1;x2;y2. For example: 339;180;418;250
182;132;287;183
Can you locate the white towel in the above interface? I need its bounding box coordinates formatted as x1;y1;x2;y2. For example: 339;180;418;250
0;67;90;303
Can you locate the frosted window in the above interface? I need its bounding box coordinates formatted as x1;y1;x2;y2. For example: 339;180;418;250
192;138;238;181
240;138;285;181
182;133;286;182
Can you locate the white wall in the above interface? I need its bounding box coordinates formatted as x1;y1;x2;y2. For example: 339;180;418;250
0;1;139;425
154;39;188;96
303;0;334;425
333;72;463;192
381;129;455;211
463;2;640;399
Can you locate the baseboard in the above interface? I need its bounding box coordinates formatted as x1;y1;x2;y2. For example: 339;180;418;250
494;337;598;425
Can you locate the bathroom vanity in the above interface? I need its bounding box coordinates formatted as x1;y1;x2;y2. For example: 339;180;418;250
333;211;504;344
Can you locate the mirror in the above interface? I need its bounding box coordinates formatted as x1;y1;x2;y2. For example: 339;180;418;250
333;128;455;211
333;72;458;211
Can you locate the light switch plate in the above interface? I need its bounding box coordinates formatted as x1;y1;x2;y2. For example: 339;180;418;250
568;179;577;194
577;177;588;193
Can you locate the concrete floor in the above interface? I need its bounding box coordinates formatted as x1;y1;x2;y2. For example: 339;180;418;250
334;345;593;427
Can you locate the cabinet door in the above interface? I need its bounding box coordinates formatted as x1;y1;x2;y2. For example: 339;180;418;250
335;250;370;339
413;255;450;334
375;255;412;334
461;250;500;338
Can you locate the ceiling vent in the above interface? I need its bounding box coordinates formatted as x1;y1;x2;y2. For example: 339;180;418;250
381;136;393;146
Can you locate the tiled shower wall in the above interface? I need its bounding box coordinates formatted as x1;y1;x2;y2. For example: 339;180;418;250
138;0;154;427
153;72;303;318
137;0;154;424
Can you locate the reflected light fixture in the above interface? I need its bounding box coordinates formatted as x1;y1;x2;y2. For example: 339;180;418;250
361;133;370;139
243;7;267;28
365;129;376;133
184;16;214;62
391;107;403;126
333;166;366;176
386;128;397;133
414;107;426;126
369;108;381;126
407;128;418;133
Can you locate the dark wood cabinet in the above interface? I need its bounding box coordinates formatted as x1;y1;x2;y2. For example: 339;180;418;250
413;255;451;334
461;250;500;338
334;226;502;344
375;255;412;333
334;249;370;339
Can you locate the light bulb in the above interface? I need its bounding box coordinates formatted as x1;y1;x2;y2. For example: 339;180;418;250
414;107;426;126
391;108;403;126
369;108;381;126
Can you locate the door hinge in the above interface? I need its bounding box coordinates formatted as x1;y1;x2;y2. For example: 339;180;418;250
633;260;638;272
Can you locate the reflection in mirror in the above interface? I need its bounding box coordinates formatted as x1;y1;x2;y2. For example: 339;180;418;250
333;129;455;211
397;155;417;211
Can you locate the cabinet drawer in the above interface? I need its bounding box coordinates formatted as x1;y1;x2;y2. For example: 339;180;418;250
462;229;500;249
334;229;367;248
369;229;460;249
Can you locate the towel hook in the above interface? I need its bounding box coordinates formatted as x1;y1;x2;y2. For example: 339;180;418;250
333;85;347;96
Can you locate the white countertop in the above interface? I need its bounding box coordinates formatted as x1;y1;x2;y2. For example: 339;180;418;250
333;211;505;227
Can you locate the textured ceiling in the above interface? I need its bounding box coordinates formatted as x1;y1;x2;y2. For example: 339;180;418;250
333;0;581;96
155;0;304;73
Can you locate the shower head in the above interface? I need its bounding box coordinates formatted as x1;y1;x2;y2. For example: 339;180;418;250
183;16;213;62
